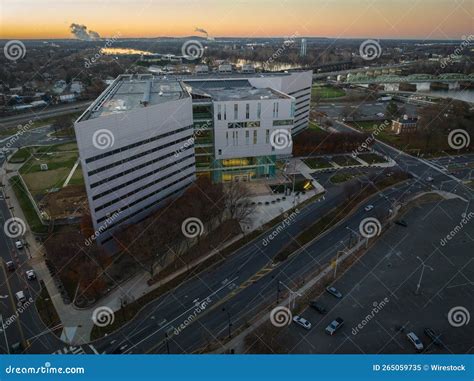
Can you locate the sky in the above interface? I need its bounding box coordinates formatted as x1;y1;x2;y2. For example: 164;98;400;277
0;0;472;39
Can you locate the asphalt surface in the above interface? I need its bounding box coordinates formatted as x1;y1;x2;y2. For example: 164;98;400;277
316;101;419;120
283;198;473;354
0;107;471;355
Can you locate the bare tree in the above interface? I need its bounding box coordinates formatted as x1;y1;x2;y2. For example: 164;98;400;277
224;182;255;226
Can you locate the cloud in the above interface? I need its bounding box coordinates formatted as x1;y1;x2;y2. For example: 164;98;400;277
70;23;101;40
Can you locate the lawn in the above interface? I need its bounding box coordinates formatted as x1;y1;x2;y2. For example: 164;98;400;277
331;155;360;167
303;157;332;169
9;176;48;234
311;85;345;99
357;153;387;164
8;147;33;163
330;172;359;184
19;151;80;195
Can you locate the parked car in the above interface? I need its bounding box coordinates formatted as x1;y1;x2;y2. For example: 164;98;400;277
26;269;36;280
6;261;15;271
15;240;23;249
325;317;344;335
406;332;424;352
426;177;434;182
292;316;312;330
424;328;443;346
309;301;327;314
326;286;343;299
15;291;26;304
364;205;374;212
395;220;408;227
10;342;23;354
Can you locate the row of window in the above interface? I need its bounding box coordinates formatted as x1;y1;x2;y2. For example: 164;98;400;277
92;153;194;200
217;101;282;121
289;87;311;98
90;144;193;189
88;134;192;177
85;125;192;164
273;119;294;126
98;177;194;236
96;172;195;224
95;162;195;213
227;121;260;129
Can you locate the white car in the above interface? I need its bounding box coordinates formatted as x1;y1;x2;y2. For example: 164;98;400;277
406;332;424;352
26;270;36;280
364;205;374;212
292;316;312;330
15;240;23;249
325;317;344;335
15;291;26;304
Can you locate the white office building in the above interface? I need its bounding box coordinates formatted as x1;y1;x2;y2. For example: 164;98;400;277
74;70;312;245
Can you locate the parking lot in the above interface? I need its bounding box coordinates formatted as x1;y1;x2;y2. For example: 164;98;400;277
283;197;473;354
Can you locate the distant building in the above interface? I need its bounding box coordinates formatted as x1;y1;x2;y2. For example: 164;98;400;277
391;115;418;134
218;64;233;74
300;38;307;57
241;64;255;74
195;65;209;75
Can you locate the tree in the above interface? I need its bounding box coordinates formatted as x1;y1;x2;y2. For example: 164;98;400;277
224;182;255;226
386;101;401;120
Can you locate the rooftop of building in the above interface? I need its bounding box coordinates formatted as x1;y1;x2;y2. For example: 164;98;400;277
77;74;188;121
183;79;291;101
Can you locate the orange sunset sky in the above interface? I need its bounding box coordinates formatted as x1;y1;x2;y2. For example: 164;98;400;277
0;0;472;39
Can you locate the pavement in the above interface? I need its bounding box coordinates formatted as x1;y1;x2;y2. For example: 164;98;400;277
277;197;473;354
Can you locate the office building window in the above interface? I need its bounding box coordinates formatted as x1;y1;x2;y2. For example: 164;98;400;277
217;104;222;120
265;129;270;144
257;103;261;118
253;130;257;144
234;104;238;119
226;131;229;146
224;104;227;120
245;130;249;145
246;103;250;119
291;102;295;117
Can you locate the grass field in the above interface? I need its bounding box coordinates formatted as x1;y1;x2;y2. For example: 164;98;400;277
9;176;48;234
19;146;81;195
357;153;387;164
330;172;359;184
331;155;360;167
311;85;345;99
303;157;332;169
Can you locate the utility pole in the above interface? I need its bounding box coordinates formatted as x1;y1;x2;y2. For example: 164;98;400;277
0;314;10;354
164;332;170;354
415;256;434;295
222;308;232;339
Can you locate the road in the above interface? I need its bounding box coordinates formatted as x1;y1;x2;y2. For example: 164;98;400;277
316;101;419;120
0;101;90;130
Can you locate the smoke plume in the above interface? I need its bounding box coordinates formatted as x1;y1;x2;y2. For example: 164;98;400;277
70;23;101;40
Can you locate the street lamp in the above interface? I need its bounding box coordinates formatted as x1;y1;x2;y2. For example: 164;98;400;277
222;308;232;339
415;256;434;295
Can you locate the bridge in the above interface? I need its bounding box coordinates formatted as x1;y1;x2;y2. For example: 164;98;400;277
343;73;474;84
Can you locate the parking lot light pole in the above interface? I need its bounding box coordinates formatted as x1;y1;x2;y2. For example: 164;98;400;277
222;308;232;339
415;256;434;295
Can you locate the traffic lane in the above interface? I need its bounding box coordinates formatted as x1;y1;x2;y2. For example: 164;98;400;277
316;102;419;118
152;184;416;353
287;198;474;354
95;187;350;352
